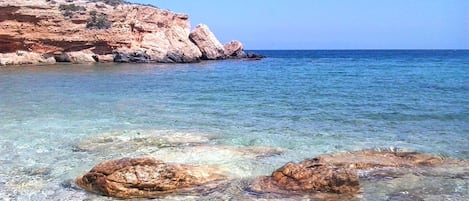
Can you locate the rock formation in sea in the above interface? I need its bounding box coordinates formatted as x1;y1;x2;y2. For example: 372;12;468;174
250;157;360;194
75;157;227;199
249;150;468;196
0;0;259;66
76;149;469;199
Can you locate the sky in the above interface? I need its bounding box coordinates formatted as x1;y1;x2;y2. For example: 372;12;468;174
128;0;469;50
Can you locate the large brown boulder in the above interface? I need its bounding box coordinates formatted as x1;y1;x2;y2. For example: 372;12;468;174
250;157;360;194
189;24;226;60
76;157;226;199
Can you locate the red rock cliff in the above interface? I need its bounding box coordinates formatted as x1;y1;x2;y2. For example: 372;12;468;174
0;0;247;66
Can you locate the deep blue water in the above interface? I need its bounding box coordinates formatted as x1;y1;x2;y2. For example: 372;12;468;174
0;50;468;200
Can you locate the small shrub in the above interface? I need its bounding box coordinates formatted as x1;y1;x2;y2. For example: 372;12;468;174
86;11;112;30
59;4;86;12
46;0;57;4
102;0;127;6
90;0;128;7
59;3;86;18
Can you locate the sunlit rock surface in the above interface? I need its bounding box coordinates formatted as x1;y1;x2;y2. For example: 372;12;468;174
76;157;227;198
0;0;258;66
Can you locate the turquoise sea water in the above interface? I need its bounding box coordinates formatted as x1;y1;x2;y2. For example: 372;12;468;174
0;50;468;200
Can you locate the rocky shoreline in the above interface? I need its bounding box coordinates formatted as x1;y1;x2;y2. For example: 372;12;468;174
0;0;263;66
75;149;469;199
71;130;469;199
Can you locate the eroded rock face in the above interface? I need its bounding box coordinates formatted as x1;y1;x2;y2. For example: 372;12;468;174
0;0;265;66
76;157;226;199
189;24;226;60
250;157;360;194
0;0;203;65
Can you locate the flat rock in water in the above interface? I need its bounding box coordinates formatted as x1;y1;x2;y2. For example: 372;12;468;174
74;130;213;154
250;150;468;197
320;150;459;169
148;145;284;164
76;157;227;199
250;157;360;195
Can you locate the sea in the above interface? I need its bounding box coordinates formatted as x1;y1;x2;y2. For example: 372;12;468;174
0;50;468;200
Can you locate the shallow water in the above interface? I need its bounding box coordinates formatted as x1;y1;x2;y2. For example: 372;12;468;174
0;50;468;200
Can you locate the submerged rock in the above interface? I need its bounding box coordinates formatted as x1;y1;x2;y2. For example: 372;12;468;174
250;157;360;194
246;53;266;60
74;130;213;154
148;145;284;167
320;150;452;169
74;130;283;164
76;157;227;199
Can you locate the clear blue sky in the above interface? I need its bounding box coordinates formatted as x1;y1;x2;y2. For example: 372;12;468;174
128;0;468;50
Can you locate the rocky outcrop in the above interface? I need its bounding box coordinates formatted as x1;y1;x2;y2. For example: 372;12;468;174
113;51;150;63
246;53;266;60
249;150;468;196
250;157;360;194
75;149;469;199
224;40;246;59
66;50;98;63
76;157;226;199
189;24;226;60
0;0;262;66
0;51;55;66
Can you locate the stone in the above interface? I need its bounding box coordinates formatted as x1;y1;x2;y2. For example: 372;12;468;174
66;50;98;64
250;157;360;195
250;150;469;197
39;56;56;65
113;51;150;63
97;54;114;62
54;54;71;63
224;40;246;58
0;51;46;66
189;24;226;60
76;157;227;199
246;53;266;60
